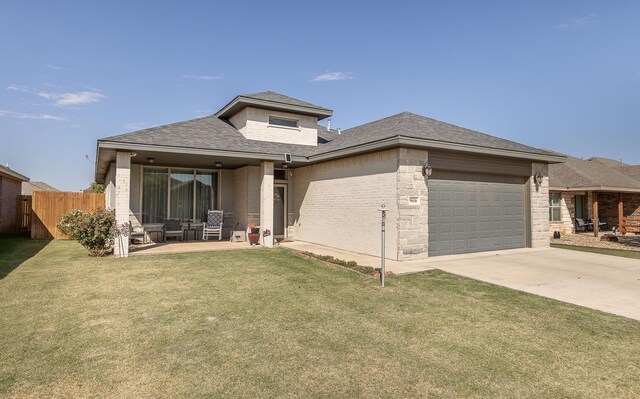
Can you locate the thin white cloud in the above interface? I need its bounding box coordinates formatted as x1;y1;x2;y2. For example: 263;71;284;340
311;71;354;82
70;124;82;128
44;64;67;70
182;74;224;80
0;110;66;121
557;13;597;29
38;91;105;107
6;84;29;92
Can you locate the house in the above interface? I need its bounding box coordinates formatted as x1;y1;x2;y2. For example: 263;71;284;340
0;164;29;234
548;156;640;236
94;91;565;257
21;181;60;196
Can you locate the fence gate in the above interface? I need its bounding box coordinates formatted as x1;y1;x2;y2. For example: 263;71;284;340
16;195;32;232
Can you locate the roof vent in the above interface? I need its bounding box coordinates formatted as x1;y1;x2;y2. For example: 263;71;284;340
337;128;341;135
284;153;292;163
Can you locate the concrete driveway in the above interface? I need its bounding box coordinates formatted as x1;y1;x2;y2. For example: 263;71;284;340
429;247;640;321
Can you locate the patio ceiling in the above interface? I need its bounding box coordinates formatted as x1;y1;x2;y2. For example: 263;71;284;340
95;146;301;183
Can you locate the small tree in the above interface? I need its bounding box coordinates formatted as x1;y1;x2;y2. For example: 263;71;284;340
88;181;104;193
58;208;115;256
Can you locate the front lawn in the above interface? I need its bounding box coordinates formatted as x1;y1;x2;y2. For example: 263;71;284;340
1;237;639;398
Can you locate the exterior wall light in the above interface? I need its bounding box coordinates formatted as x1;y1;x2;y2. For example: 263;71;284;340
421;161;433;179
215;162;223;168
534;172;544;187
146;157;155;164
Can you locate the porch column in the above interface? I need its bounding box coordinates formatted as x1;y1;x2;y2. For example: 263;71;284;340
260;160;274;248
114;151;132;257
619;193;624;234
593;191;599;237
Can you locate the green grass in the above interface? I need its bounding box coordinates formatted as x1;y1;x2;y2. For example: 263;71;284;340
1;236;639;398
552;243;640;260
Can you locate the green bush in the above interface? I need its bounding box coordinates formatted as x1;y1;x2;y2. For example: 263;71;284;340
57;208;116;256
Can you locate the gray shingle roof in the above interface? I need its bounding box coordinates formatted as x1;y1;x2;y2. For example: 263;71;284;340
101;116;318;156
21;181;60;195
306;112;558;157
549;156;640;190
615;165;640;183
241;91;331;112
0;164;29;182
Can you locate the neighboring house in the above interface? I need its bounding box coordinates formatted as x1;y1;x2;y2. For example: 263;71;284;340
0;164;29;234
548;156;640;235
94;91;565;258
21;181;60;196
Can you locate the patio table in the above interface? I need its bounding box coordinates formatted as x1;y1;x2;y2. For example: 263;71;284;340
181;222;202;241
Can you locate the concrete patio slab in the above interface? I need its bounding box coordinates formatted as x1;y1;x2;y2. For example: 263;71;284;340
130;240;253;256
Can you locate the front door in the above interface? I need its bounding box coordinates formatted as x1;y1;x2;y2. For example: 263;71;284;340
274;184;287;240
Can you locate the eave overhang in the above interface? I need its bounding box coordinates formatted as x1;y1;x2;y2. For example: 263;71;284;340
215;95;333;120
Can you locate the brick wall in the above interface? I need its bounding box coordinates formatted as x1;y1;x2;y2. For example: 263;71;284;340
596;192;640;227
293;149;399;259
230;107;319;146
0;175;22;233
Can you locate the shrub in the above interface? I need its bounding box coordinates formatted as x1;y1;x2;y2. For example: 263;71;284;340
57;208;116;256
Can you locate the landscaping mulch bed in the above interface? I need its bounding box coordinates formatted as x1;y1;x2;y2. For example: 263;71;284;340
552;233;640;251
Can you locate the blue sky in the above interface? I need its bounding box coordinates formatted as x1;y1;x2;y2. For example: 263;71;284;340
1;1;639;191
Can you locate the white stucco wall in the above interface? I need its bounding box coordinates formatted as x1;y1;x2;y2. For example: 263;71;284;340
229;107;318;146
292;149;399;260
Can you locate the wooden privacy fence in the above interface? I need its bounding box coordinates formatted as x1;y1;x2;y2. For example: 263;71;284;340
16;195;32;231
621;217;640;236
31;191;105;239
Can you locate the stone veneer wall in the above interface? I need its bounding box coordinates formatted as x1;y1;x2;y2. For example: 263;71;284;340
530;163;550;247
396;148;429;260
549;191;575;236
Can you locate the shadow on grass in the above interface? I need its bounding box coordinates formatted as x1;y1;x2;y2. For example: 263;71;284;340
0;233;50;279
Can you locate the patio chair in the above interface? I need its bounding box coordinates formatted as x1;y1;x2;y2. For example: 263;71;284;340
164;218;184;242
203;210;223;240
129;220;147;244
575;218;590;232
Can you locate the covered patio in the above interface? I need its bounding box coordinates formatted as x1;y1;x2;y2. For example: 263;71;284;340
97;147;296;257
548;155;640;238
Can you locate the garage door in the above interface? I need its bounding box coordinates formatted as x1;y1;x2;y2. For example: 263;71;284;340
428;172;527;256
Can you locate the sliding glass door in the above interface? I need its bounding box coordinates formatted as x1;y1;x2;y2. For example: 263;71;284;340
142;168;168;223
170;169;194;220
196;171;217;222
142;167;218;223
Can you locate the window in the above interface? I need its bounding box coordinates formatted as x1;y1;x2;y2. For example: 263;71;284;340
274;169;288;181
269;116;299;128
142;167;218;223
575;195;584;219
549;192;562;222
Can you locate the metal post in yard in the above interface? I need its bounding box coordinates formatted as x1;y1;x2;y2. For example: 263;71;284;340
379;204;386;287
